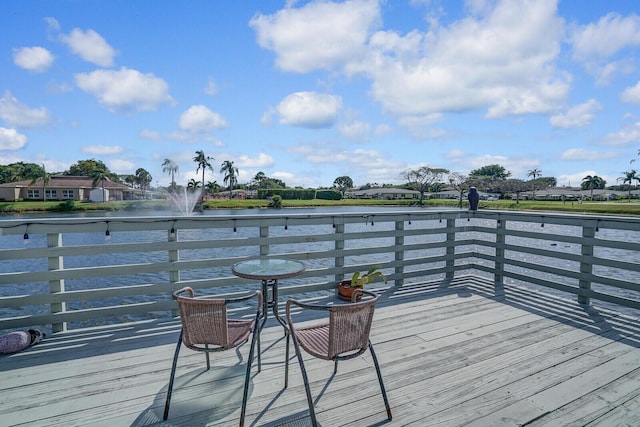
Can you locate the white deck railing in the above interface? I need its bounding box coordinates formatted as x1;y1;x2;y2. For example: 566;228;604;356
1;209;639;332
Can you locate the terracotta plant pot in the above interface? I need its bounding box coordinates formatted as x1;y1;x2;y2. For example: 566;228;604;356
338;280;363;301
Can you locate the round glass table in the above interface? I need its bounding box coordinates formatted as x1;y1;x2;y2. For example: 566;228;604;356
232;258;306;331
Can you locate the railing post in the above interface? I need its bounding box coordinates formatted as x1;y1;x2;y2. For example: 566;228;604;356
260;225;269;256
47;233;66;333
494;218;506;285
334;223;345;286
445;218;455;280
579;223;596;305
395;220;404;286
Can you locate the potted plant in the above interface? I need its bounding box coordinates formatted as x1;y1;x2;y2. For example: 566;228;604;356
338;265;387;301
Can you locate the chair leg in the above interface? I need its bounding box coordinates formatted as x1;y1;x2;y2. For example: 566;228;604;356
240;326;259;427
291;333;318;427
284;332;290;388
163;330;184;421
369;341;392;420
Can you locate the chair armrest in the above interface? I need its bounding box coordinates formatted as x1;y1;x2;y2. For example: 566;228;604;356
172;287;194;299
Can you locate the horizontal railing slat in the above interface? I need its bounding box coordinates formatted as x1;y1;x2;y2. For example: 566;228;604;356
1;210;639;332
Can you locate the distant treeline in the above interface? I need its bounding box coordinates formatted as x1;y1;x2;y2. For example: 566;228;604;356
257;189;342;200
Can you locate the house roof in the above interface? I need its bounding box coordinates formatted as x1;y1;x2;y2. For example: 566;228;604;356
347;188;421;196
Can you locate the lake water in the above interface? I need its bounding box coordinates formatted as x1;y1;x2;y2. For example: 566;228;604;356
1;206;638;327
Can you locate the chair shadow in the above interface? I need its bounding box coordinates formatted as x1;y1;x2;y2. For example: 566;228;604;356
131;363;252;426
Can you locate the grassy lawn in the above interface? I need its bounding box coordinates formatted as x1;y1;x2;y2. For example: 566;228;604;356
1;198;640;217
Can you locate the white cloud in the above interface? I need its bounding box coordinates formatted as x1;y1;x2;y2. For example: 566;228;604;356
557;171;598;188
45;17;60;32
339;120;371;142
109;159;135;174
0;127;27;150
250;0;381;73
550;99;602;128
60;28;117;67
560;148;617;161
621;81;640;104
570;13;640;83
253;1;568;122
204;79;218;96
140;128;223;145
236;153;274;168
82;145;124;155
0;91;51;128
374;123;392;136
277;92;342;128
370;0;567;118
571;13;640;62
446;149;465;161
289;143;350;164
398;114;446;138
13;47;54;72
179;105;227;132
602;122;640;146
74;67;172;112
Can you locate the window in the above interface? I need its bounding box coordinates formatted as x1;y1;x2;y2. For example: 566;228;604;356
45;190;57;199
27;189;40;199
62;190;74;199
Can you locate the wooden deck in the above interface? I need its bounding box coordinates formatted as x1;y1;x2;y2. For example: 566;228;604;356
2;276;640;427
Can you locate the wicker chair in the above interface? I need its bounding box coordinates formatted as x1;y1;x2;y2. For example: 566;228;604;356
285;289;391;426
164;287;262;426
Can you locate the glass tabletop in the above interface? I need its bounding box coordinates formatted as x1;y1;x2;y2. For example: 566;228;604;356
232;258;305;280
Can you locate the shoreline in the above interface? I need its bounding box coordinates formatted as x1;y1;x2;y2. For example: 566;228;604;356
2;198;640;217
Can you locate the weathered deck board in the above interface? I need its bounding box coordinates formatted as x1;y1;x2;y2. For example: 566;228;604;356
1;276;639;427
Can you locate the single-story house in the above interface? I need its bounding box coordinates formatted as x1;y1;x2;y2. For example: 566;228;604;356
346;188;421;200
0;176;140;202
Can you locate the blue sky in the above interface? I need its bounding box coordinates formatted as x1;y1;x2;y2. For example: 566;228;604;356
2;0;640;189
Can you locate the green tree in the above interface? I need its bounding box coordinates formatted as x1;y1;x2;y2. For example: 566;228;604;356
498;179;530;204
204;180;220;196
67;159;118;181
526;168;542;199
448;172;469;208
29;163;50;201
333;176;353;197
618;170;637;201
249;172;267;190
220;160;239;199
0;162;45;183
470;164;511;181
89;165;109;202
135;168;152;199
187;178;201;190
581;175;605;200
401;166;450;205
162;159;179;191
193;150;214;192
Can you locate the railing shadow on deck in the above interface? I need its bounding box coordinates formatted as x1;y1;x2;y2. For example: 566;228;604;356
3;274;639;375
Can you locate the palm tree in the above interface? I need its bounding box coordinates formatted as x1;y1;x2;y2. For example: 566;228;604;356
582;175;604;201
187;179;201;191
618;170;638;202
205;180;219;197
220;160;238;199
162;159;179;191
89;166;109;202
28;164;49;201
193;150;214;191
526;168;542;200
